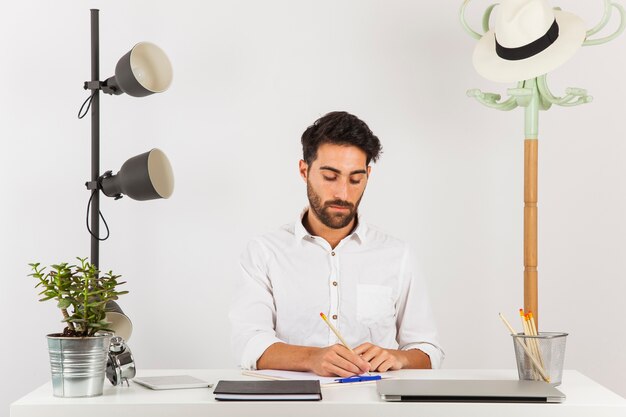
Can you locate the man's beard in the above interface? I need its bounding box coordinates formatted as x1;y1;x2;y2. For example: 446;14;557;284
307;181;363;229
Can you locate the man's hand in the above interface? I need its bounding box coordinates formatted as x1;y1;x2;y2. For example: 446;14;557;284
353;343;406;372
353;343;432;371
256;342;430;375
307;344;371;377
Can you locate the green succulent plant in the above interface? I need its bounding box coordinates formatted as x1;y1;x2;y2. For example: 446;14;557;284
28;257;128;337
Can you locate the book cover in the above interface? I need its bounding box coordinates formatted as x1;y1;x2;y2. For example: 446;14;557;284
214;380;322;401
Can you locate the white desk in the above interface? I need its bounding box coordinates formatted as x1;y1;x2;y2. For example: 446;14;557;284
11;369;626;417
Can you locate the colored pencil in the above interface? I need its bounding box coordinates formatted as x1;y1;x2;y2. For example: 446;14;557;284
320;312;371;375
499;313;550;383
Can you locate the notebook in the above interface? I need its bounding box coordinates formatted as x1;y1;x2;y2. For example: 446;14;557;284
213;380;322;401
377;379;566;403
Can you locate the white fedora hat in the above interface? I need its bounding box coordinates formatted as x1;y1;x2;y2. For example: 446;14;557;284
473;0;586;83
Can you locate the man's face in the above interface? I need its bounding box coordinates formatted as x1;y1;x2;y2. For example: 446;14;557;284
300;143;371;229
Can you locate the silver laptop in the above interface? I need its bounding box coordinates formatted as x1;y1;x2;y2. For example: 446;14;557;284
377;380;565;403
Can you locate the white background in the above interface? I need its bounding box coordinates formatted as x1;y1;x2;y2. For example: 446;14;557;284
1;0;625;414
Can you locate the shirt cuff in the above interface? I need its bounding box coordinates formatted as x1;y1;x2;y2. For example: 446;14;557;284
240;332;284;370
401;342;445;369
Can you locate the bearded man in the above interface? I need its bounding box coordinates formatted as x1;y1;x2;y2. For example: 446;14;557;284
230;111;444;377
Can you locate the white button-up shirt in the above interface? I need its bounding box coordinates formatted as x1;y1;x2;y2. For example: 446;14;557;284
230;212;444;370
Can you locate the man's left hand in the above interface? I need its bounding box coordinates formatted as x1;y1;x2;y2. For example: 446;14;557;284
353;343;407;372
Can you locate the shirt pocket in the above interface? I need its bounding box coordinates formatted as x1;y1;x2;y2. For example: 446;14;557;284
356;284;395;327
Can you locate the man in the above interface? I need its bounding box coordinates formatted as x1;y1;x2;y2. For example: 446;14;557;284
230;111;443;377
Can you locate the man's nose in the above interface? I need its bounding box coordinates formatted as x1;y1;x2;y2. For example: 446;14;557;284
332;178;349;200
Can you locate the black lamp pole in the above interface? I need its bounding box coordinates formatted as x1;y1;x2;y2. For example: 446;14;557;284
90;9;100;268
90;8;101;269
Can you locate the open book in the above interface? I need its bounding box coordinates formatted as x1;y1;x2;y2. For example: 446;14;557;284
242;369;388;387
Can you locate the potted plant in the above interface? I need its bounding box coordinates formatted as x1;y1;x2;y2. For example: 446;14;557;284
28;257;128;397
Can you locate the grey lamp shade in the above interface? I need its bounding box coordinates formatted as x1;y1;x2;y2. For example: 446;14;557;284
101;148;174;200
104;301;133;342
105;42;173;97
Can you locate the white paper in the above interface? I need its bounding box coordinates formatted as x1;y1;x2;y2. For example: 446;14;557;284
242;369;387;386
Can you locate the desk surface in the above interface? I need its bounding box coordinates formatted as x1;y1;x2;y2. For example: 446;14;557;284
11;369;626;417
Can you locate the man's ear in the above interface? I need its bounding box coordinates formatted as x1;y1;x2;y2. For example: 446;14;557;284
367;165;371;178
299;160;308;182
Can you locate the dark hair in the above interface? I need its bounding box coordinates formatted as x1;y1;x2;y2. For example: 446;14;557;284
301;111;382;166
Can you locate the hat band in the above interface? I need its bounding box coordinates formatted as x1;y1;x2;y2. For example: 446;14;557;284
495;19;559;61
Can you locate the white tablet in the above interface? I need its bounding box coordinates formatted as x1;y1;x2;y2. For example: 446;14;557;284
133;375;213;390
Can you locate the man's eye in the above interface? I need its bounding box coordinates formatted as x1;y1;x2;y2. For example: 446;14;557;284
350;179;362;185
323;176;337;181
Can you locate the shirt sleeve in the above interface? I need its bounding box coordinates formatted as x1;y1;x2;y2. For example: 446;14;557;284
395;245;445;369
229;238;283;370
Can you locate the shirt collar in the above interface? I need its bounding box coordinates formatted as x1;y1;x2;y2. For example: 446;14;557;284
294;207;311;242
294;207;367;245
351;215;367;244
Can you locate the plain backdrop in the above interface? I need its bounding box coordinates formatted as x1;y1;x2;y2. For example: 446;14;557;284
1;0;625;414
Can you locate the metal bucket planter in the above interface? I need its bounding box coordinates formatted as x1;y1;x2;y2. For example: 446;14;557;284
47;332;112;397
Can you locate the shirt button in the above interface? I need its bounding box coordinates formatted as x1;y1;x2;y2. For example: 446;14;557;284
331;251;335;256
332;314;338;320
332;281;338;286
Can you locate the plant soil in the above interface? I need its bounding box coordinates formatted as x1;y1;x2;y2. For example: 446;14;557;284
61;327;85;337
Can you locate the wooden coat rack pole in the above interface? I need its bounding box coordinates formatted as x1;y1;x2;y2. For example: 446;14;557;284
524;138;538;323
523;79;540;326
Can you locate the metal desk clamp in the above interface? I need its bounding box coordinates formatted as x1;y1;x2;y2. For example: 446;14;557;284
106;336;137;386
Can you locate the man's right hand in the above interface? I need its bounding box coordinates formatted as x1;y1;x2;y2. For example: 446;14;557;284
256;342;370;377
307;344;371;377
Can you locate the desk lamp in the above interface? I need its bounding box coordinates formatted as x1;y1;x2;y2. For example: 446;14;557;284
79;9;175;345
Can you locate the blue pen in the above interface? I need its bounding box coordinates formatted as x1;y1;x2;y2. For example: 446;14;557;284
335;375;382;383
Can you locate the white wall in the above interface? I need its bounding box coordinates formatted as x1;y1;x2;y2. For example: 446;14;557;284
2;0;625;413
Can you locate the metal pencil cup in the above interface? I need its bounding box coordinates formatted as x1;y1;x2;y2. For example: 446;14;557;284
512;332;568;386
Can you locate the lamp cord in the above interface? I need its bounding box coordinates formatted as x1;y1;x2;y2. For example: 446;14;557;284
86;190;110;241
78;91;96;119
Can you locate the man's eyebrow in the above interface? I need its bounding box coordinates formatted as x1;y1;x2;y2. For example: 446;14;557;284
319;166;368;175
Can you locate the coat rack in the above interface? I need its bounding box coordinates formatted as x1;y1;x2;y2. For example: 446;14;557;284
460;0;625;327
